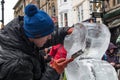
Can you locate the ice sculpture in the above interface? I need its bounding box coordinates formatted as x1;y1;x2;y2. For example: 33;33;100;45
64;23;118;80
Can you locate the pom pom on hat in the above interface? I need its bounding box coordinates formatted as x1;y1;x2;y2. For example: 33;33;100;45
23;4;54;38
25;4;38;17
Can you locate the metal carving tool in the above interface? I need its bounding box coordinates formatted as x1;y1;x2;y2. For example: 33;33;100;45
71;50;84;59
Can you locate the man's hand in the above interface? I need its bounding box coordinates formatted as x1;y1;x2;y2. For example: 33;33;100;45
110;62;116;66
50;58;73;74
67;27;74;35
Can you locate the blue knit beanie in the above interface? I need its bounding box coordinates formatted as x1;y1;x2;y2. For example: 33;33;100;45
23;4;54;38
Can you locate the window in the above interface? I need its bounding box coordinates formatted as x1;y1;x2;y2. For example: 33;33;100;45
64;13;68;26
90;3;93;12
64;0;67;2
117;0;120;4
113;0;116;6
51;3;56;16
60;14;63;27
78;7;80;22
78;5;83;22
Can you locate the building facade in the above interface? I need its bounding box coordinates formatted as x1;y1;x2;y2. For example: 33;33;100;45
13;0;58;23
104;0;120;44
13;0;25;17
57;0;104;27
57;0;73;27
72;0;92;23
57;0;93;27
39;0;58;17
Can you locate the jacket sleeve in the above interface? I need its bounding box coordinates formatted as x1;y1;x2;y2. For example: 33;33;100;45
40;66;60;80
13;64;60;80
7;59;59;80
0;58;34;80
40;27;71;49
8;59;34;80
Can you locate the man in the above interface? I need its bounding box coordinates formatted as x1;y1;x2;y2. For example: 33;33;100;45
0;4;73;80
102;42;119;69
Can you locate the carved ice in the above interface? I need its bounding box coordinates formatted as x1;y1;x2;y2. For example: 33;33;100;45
64;23;118;80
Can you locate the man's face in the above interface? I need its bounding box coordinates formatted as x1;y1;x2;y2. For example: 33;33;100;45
29;34;51;48
109;49;114;53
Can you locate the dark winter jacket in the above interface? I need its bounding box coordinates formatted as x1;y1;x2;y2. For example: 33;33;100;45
102;42;118;63
0;16;70;80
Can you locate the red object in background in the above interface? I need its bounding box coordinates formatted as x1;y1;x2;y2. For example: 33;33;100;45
52;16;58;23
49;44;67;60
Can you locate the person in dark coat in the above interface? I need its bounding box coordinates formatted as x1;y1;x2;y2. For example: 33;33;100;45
0;4;73;80
102;42;120;69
